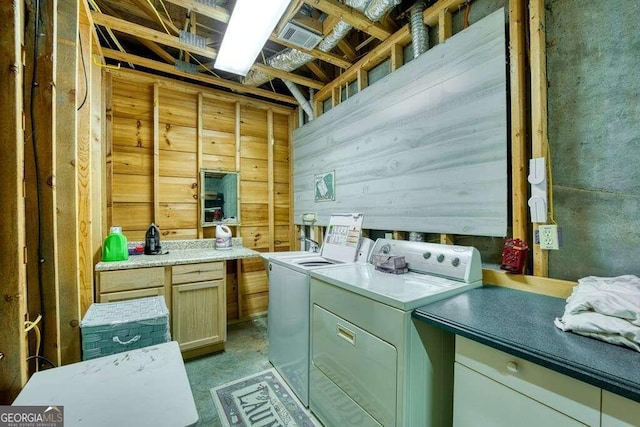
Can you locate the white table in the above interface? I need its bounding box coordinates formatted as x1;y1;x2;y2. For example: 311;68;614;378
13;341;198;426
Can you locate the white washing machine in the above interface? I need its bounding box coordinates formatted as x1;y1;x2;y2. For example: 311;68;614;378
308;238;483;427
265;213;367;407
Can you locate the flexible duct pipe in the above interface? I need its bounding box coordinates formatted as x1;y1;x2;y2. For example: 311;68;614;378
283;79;314;121
410;1;428;59
243;0;400;87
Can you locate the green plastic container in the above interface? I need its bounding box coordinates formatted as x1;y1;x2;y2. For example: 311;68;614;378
102;226;129;262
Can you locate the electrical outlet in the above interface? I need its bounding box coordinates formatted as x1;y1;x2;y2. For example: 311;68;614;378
538;224;559;250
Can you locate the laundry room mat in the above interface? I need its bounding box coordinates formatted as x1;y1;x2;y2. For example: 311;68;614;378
211;368;320;427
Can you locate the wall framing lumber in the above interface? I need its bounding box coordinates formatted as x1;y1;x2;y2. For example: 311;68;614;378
529;0;549;277
438;9;453;43
153;83;160;224
197;93;204;239
78;4;95;316
56;0;81;365
0;0;27;404
101;49;297;105
390;44;403;72
24;0;61;367
483;269;575;299
268;110;275;252
104;72;114;232
235;102;243;318
91;61;105;301
509;0;528;243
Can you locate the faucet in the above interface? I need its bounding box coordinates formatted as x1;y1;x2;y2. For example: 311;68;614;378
299;236;320;253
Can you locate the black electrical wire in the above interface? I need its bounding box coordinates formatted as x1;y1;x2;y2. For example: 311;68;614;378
29;0;46;348
77;30;88;111
26;355;57;369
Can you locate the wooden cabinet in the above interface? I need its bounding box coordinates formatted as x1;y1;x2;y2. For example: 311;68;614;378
453;336;601;427
601;390;640;427
96;261;227;358
171;262;226;357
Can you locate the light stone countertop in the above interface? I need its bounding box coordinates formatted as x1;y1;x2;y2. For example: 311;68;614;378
95;238;261;272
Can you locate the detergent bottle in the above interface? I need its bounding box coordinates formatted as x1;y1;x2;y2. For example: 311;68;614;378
215;224;232;250
102;226;129;262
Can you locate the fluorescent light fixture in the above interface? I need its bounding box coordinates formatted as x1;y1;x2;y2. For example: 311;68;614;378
214;0;291;76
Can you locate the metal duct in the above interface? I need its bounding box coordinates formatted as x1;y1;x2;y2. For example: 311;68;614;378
242;0;399;87
283;80;315;121
365;0;402;21
410;1;427;59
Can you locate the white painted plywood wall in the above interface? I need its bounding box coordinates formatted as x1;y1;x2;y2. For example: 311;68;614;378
293;9;507;237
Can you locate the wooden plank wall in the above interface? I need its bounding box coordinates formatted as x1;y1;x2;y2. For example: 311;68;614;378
106;69;294;318
0;0;27;404
294;9;508;237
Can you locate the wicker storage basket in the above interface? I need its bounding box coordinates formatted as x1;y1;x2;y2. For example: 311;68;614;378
80;296;171;360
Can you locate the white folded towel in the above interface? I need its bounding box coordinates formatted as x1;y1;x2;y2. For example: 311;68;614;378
554;275;640;352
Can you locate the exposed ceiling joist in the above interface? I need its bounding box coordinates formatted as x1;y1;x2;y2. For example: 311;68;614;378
252;63;324;90
271;36;352;69
305;61;331;83
337;39;357;60
162;0;231;23
102;48;297;104
92;11;218;59
129;0;180;35
303;0;392;40
138;38;176;64
276;0;306;35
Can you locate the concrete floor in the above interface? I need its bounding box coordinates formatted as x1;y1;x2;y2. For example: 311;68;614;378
185;317;271;426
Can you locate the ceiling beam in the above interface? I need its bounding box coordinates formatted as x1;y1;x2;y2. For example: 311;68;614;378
138;38;176;64
252;63;324;90
270;37;352;69
129;0;180;34
276;0;306;35
303;0;392;40
162;0;230;23
92;11;218;59
101;48;297;105
337;39;357;61
305;61;331;83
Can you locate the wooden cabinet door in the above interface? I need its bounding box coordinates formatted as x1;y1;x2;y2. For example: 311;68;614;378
172;280;226;351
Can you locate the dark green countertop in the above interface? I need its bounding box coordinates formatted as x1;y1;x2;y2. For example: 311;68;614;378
413;285;640;402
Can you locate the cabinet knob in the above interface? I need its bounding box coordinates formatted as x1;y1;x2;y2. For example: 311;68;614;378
507;361;519;373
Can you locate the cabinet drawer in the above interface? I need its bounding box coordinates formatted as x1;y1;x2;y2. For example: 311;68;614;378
454;363;586;427
172;262;224;284
99;287;165;303
99;267;165;293
455;336;600;426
